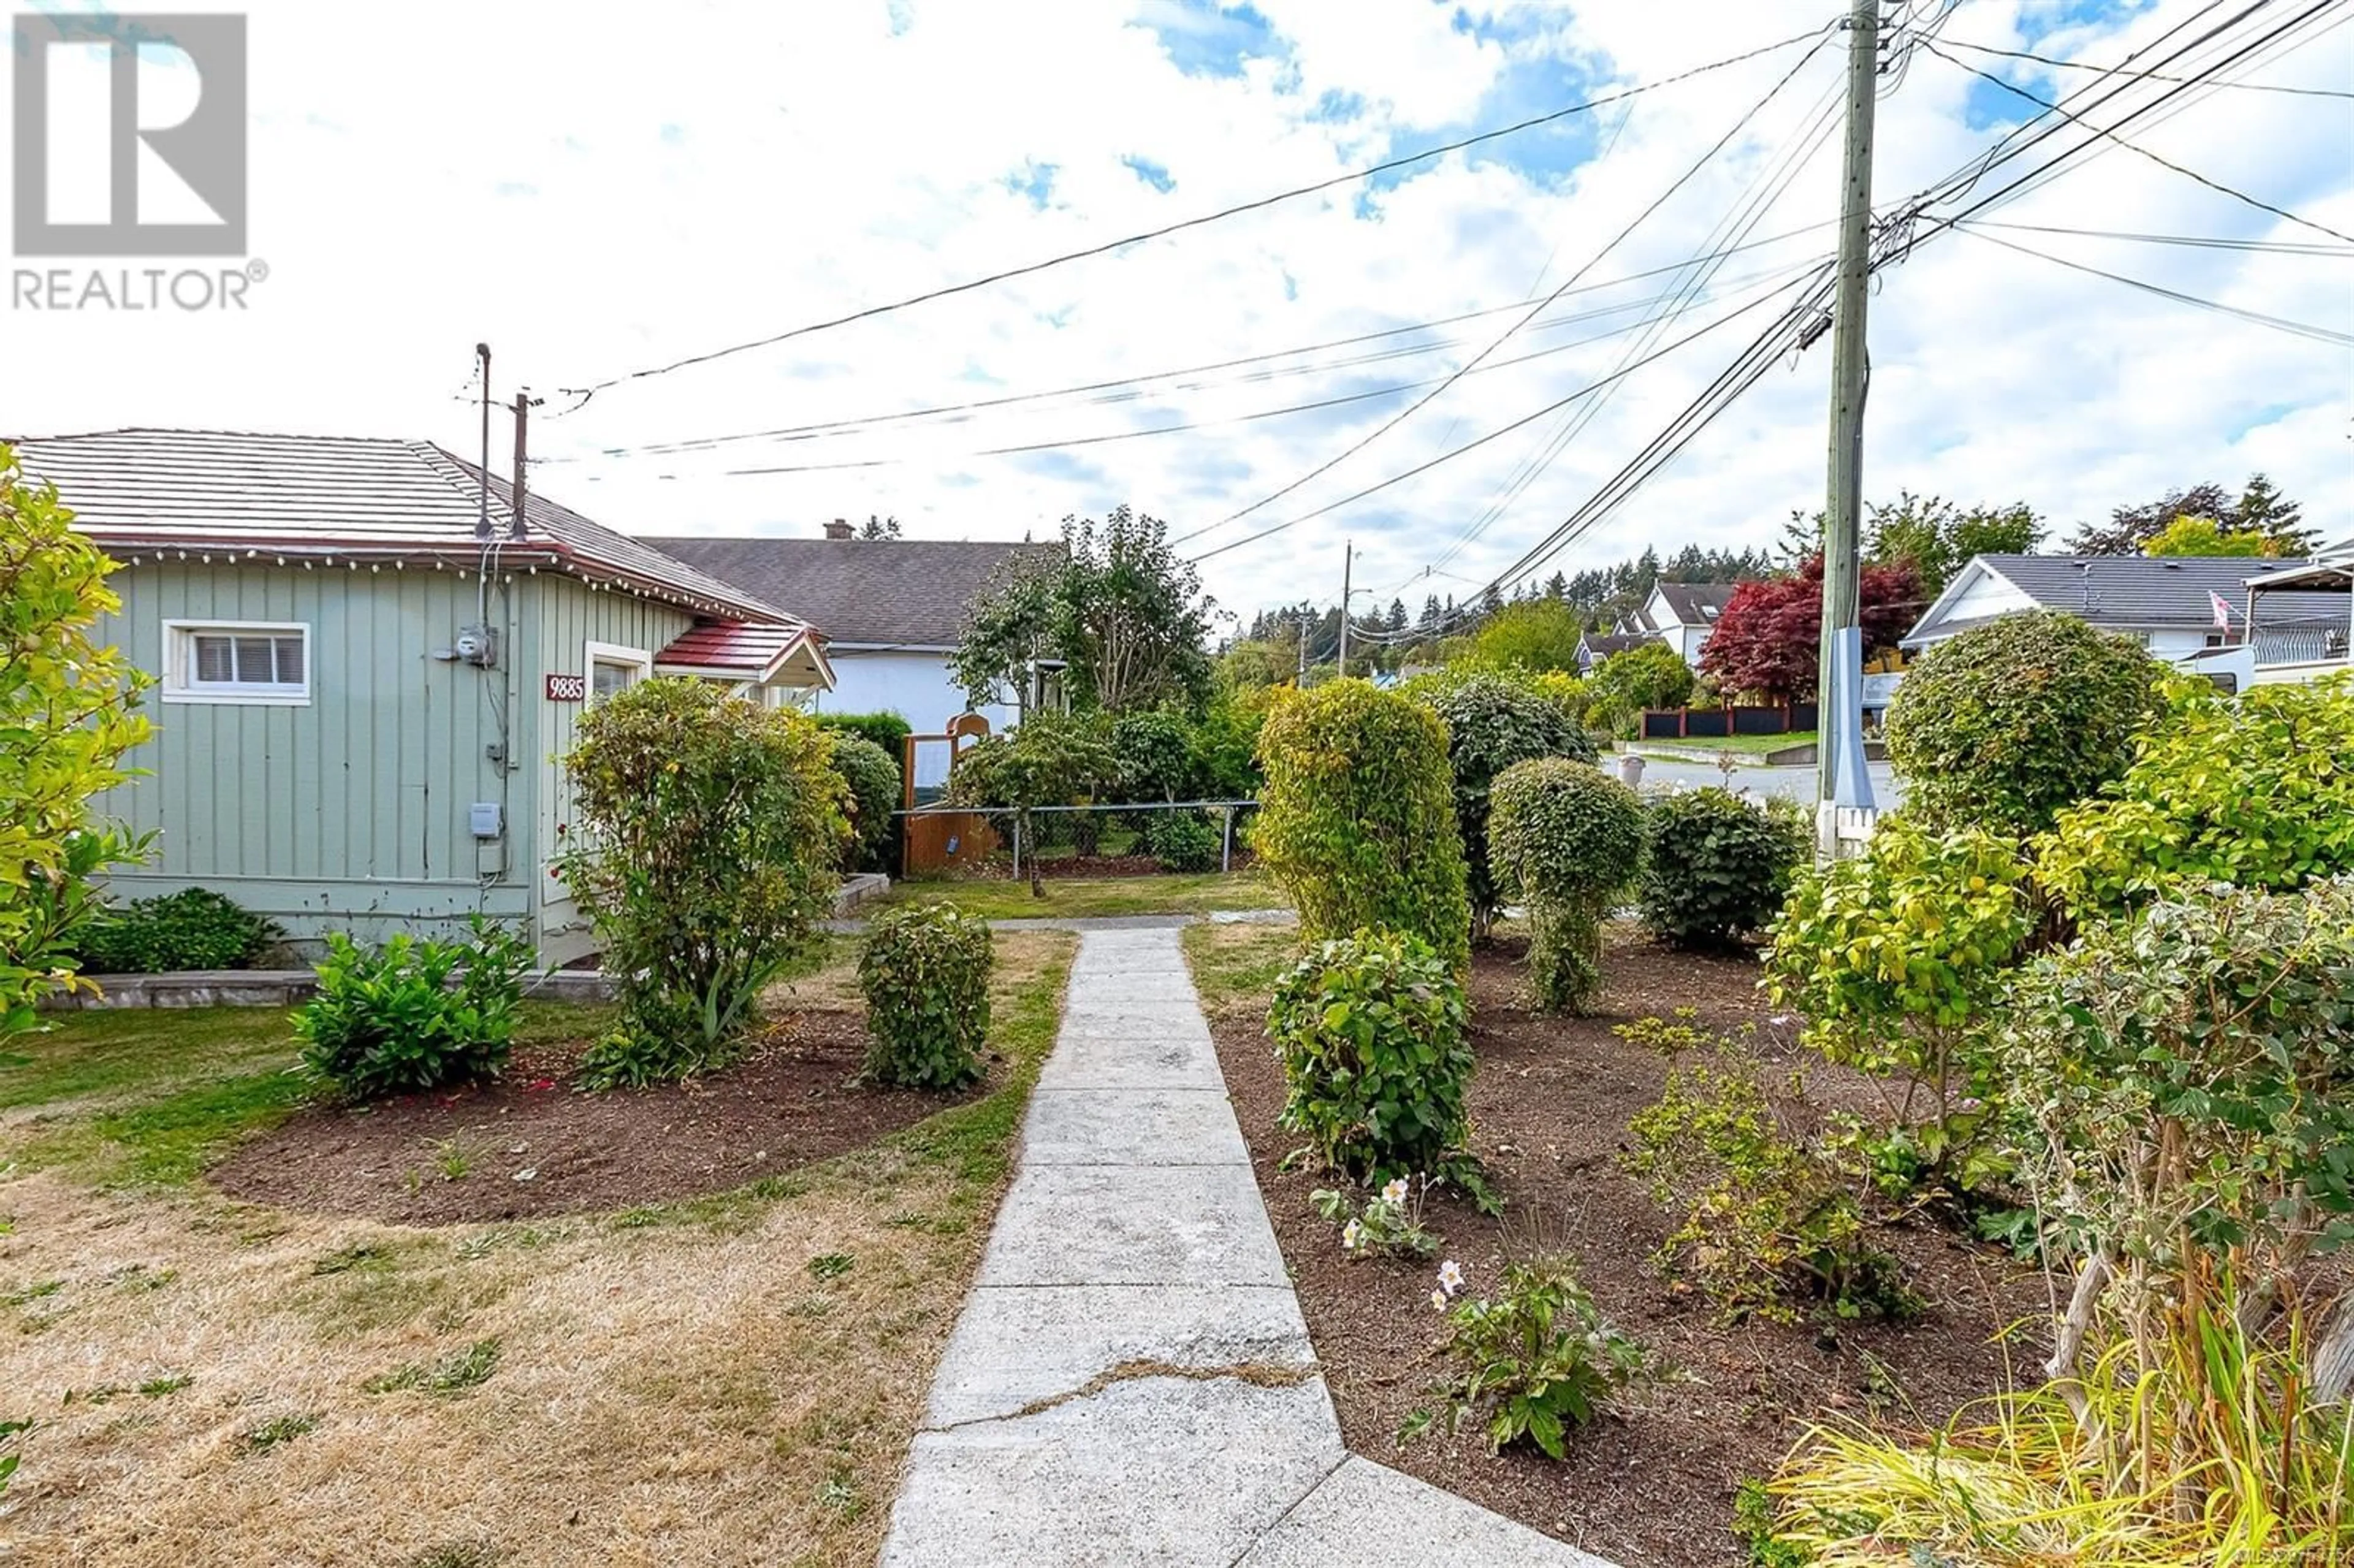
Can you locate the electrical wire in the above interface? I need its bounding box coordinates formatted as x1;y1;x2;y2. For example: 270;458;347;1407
1173;23;1843;550
550;26;1838;408
1956;225;2354;344
1959;218;2354;254
1940;33;2354;97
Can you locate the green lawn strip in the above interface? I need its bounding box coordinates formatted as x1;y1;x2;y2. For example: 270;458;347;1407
1628;729;1818;758
877;871;1284;923
1178;922;1301;1016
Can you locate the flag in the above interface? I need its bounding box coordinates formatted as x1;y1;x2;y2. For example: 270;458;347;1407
2211;590;2234;629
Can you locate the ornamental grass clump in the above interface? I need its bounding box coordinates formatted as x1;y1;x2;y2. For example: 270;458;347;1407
1252;680;1470;972
1485;758;1642;1014
562;679;850;1088
858;902;993;1090
1268;930;1472;1186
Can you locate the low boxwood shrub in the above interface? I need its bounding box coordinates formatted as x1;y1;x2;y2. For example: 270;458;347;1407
296;916;531;1099
1637;787;1808;951
1487;758;1643;1014
1268;929;1472;1184
859;902;993;1089
1412;674;1598;942
1883;609;2162;837
826;731;902;873
1252;680;1470;971
74;888;282;973
1144;809;1222;873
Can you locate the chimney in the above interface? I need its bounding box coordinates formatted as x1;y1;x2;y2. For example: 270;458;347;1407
823;518;854;541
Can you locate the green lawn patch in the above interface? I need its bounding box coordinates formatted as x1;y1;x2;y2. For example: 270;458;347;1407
1630;730;1816;759
878;870;1284;923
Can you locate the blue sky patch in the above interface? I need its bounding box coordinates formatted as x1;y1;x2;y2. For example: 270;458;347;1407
1133;0;1285;79
1004;160;1059;208
1123;154;1176;193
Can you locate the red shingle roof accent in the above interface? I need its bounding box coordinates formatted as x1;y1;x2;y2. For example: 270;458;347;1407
655;619;806;676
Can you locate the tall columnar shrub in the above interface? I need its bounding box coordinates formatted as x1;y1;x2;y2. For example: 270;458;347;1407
562;679;850;1087
1268;930;1473;1183
295;917;532;1099
1;451;154;1040
1637;788;1807;951
859;902;993;1089
1413;674;1598;942
1883;610;2162;837
1486;758;1642;1014
1252;680;1471;971
813;710;913;766
825;731;902;873
2035;672;2354;923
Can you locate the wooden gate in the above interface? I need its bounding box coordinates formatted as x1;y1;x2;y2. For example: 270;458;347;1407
900;714;997;877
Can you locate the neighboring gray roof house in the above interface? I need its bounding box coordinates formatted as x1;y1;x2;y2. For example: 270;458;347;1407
1576;629;1662;673
1902;554;2341;650
646;523;1060;652
1622;581;1738;633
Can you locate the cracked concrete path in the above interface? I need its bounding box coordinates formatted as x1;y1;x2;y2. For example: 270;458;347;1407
880;927;1618;1568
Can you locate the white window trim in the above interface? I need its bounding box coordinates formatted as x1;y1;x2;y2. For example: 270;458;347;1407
584;639;652;704
161;618;312;706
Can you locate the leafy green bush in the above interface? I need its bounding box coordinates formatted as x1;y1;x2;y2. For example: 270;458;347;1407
825;731;902;873
1486;758;1642;1013
1584;641;1694;736
858;902;993;1089
813;710;912;764
1252;680;1470;970
1144;808;1222;873
1883;609;2162;836
74;888;282;973
1638;788;1807;951
1623;1052;1917;1323
1186;693;1268;799
1413;674;1598;941
1767;820;2035;1183
563;679;850;1088
1422;1255;1651;1458
2035;673;2354;923
1110;709;1194;803
296;916;532;1099
1268;930;1472;1184
950;711;1120;894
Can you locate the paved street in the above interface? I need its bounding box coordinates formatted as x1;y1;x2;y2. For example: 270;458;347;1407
1610;752;1907;809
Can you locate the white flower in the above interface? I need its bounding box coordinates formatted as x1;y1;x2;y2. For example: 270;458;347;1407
1438;1260;1465;1294
1430;1288;1449;1311
1380;1178;1409;1206
1341;1219;1363;1251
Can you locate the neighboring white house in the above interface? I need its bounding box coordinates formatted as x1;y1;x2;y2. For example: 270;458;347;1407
1575;630;1662;675
1902;554;2345;691
647;523;1059;786
1617;582;1737;667
2241;547;2353;687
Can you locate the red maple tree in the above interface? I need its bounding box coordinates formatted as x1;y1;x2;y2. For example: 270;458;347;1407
1698;554;1921;702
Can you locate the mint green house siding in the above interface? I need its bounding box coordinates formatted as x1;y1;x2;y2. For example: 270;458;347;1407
93;558;539;948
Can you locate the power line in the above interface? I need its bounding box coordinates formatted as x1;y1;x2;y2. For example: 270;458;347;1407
1940;33;2354;97
1916;33;2354;245
550;26;1837;408
1960;218;2354;254
1175;23;1842;550
1956;225;2354;344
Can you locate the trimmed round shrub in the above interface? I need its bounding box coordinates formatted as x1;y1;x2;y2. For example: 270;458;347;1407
859;902;993;1089
814;710;912;764
1145;808;1222;873
1637;788;1808;951
1883;611;2162;837
1110;710;1194;804
1269;929;1472;1182
1252;680;1471;971
1414;674;1599;942
75;887;281;973
826;731;902;873
297;916;531;1099
1488;758;1643;1013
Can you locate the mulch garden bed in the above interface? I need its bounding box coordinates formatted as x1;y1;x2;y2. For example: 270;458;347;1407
1209;932;2045;1568
213;1008;988;1225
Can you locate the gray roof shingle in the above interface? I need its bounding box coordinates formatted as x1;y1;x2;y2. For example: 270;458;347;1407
1976;554;2338;628
10;428;796;623
1651;582;1738;624
643;536;1061;648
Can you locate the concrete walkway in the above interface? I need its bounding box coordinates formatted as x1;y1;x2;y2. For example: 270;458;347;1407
881;927;1615;1567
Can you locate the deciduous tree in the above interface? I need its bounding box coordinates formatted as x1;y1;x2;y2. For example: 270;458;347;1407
1697;555;1920;703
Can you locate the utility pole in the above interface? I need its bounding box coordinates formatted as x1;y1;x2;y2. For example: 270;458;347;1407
1337;539;1354;679
474;343;493;539
509;391;531;541
1815;0;1880;851
1296;610;1309;686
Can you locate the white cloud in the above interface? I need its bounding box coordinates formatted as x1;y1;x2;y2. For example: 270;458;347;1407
5;0;2347;646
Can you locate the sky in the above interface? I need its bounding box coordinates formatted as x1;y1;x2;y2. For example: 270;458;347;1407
7;0;2350;637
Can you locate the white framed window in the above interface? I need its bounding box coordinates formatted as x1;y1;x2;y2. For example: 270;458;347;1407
584;639;651;704
162;620;311;705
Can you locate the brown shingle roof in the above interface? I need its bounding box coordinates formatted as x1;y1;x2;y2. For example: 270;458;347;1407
10;428;798;624
643;535;1061;648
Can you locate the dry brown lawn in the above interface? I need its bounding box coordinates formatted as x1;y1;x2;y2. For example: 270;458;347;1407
0;931;1075;1568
